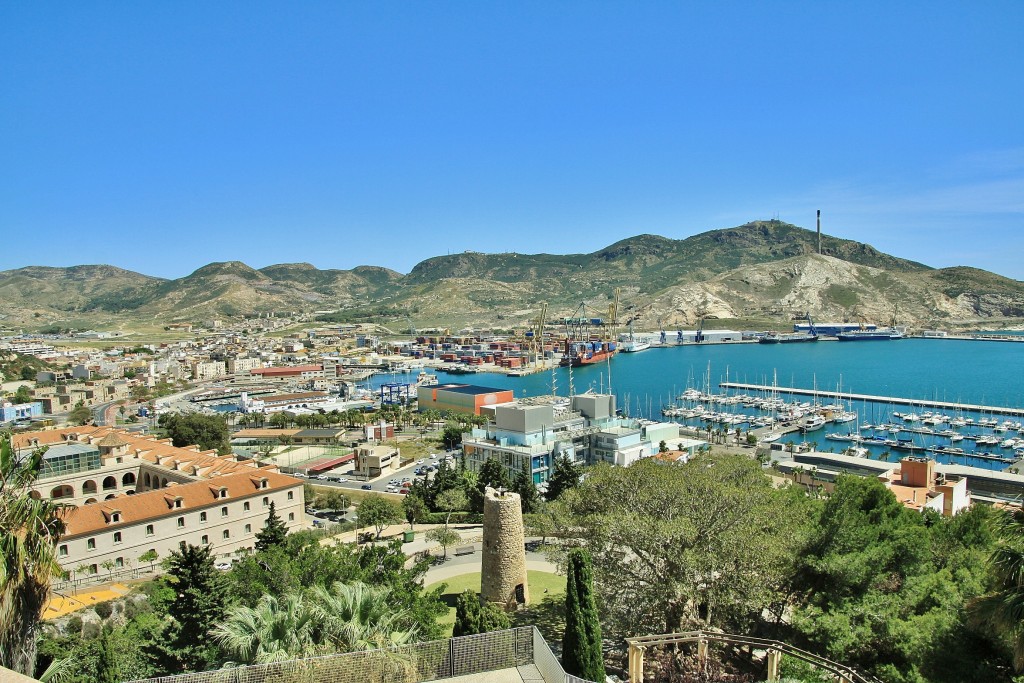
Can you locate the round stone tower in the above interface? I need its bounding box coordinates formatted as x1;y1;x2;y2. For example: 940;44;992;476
481;486;529;610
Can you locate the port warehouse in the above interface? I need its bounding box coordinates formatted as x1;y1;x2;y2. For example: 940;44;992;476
416;384;515;416
793;323;878;335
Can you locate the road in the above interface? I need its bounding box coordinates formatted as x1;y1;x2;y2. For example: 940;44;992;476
304;450;457;494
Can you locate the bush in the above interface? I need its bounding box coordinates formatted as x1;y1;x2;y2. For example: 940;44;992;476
65;616;83;635
81;621;102;640
94;601;114;620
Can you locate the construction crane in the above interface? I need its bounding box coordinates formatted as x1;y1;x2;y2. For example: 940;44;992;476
608;288;620;341
529;302;548;367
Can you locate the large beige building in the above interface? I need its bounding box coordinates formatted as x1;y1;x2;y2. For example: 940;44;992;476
12;426;304;577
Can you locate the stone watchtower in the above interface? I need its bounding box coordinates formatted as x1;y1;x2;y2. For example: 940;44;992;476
480;487;529;610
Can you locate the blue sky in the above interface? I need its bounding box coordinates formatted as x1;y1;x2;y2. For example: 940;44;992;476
2;2;1022;280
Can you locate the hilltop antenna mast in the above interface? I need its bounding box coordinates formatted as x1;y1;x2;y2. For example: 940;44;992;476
816;209;822;255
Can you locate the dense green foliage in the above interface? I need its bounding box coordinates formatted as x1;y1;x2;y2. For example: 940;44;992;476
158;413;230;453
452;590;510;637
562;549;605;681
357;494;402;539
253;500;288;552
544;454;581;501
511;458;539;513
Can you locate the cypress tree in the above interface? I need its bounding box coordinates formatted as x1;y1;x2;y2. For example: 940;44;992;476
562;548;605;681
254;500;288;552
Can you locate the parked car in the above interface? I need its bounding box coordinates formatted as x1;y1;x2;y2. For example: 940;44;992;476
361;484;372;490
214;561;232;571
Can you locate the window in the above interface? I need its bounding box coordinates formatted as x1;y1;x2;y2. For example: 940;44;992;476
219;488;228;498
115;557;123;568
174;499;182;508
111;512;121;523
221;506;228;517
222;530;230;539
201;535;208;545
262;496;269;507
113;532;122;544
243;502;250;512
146;524;154;536
287;491;294;501
90;564;98;575
288;513;294;522
87;538;96;550
59;544;68;557
179;541;186;551
177;517;185;528
244;524;251;533
200;511;207;522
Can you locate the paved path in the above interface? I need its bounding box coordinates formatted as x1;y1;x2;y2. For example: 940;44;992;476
44;582;133;619
425;557;558;586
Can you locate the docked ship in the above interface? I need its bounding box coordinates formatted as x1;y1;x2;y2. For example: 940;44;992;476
800;415;827;432
758;313;819;344
560;340;617;367
836;327;904;341
619;321;650;353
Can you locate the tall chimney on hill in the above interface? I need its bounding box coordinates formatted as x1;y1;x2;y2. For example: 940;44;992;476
816;210;822;255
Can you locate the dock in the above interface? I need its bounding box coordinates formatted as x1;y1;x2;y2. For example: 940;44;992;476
718;382;1024;418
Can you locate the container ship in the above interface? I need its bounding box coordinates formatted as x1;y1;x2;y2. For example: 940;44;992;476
560;339;617;367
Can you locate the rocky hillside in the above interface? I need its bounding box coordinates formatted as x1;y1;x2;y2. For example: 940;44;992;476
2;221;1022;331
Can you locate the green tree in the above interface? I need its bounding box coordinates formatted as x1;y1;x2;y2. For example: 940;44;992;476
441;423;464;449
511;458;539;513
436;489;467;529
158;413;230;453
425;526;460;561
357;495;401;540
453;590;510;636
0;432;66;676
138;549;159;573
562;548;605;681
96;633;121;683
452;590;482;637
68;402;92;426
254;500;288;552
545;454;581;502
13;385;32;405
402;494;427;531
561;456;802;638
154;543;228;672
19;367;36;382
971;506;1024;672
658;439;668;453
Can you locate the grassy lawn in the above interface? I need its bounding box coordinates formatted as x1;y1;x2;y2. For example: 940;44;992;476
426;570;566;638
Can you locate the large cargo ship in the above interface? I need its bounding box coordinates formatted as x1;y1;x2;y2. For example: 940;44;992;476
560;340;617;367
837;327;904;341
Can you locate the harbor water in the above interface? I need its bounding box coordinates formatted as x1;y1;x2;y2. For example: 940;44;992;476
410;338;1024;472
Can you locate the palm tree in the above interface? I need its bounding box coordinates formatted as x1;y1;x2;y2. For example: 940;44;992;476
214;582;417;665
213;592;322;664
0;431;68;675
972;506;1024;672
309;582;418;652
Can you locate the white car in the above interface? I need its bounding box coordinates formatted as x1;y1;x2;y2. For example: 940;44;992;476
416;459;424;464
214;562;232;571
337;477;348;483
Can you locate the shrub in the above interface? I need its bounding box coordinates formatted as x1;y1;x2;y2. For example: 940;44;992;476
94;601;114;620
65;616;83;635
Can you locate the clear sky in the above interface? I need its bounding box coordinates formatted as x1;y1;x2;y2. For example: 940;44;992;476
2;2;1022;280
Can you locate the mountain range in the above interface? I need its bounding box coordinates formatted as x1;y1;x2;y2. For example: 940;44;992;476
3;221;1023;332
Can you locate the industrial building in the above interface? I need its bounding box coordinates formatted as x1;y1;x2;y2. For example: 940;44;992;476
416;383;515;416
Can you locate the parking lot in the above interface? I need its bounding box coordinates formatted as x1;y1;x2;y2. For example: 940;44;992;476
293;449;461;495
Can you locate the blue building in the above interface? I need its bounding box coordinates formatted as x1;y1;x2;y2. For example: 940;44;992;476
1;400;44;423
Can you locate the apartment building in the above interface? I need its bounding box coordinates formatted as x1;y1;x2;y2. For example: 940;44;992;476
12;426;304;572
190;360;227;381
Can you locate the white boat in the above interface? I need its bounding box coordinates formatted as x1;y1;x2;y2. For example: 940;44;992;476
760;432;783;443
619;339;651;353
801;415;827;432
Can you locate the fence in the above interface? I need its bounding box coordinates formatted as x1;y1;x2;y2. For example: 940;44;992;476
124;626;598;683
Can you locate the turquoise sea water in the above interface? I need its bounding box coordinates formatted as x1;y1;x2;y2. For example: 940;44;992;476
383;339;1024;472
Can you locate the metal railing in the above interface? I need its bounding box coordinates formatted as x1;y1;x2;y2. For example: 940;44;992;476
124;626;597;683
626;630;884;683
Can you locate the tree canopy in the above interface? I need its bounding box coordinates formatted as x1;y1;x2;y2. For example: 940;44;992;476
158;413;230;453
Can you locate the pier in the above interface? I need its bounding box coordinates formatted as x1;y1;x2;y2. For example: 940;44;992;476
718;382;1024;418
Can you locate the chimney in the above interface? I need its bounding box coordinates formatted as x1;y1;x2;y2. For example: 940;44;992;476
816;210;822;255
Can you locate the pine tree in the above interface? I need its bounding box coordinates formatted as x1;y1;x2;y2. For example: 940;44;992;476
545;454;581;501
96;632;121;683
453;590;482;637
512;458;539;513
254;501;288;552
562;548;605;681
